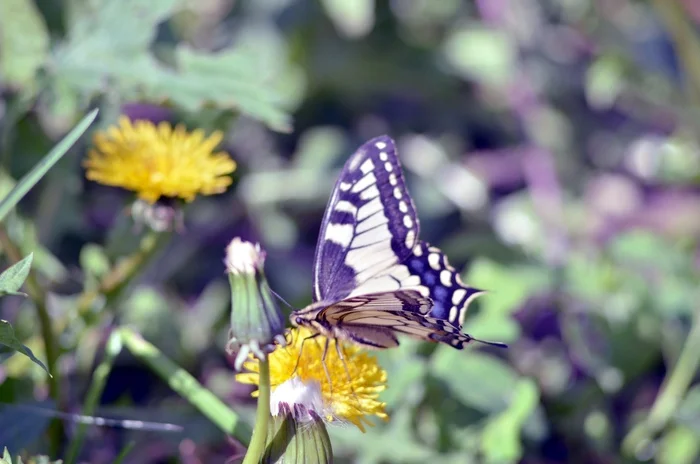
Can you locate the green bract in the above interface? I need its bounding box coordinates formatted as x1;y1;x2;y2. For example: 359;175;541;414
225;238;286;370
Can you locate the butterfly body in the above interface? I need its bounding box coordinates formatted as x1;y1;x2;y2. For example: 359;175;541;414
291;135;505;351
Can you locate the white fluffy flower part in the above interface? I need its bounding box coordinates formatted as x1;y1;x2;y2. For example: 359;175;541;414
225;237;264;274
270;377;328;421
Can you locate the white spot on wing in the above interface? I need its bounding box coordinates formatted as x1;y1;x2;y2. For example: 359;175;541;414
375;141;387;149
360;159;375;174
413;245;423;257
400;275;421;287
428;253;441;270
334;200;357;215
360;185;380;200
393;187;402;199
399;201;408;213
348;155;362;170
403;215;413;228
348;242;398;283
324;223;354;247
352;226;390;248
385;162;393;172
356;209;388;233
452;288;467;306
358;198;382;220
351;173;377;193
340;182;352;191
449;306;458;323
379;151;388;161
389;174;397;186
440;270;452;286
405;230;416;249
349;264;411;297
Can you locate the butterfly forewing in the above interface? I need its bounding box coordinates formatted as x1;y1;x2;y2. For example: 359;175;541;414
312;136;419;302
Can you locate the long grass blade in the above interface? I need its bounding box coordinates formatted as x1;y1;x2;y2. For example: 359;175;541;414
118;327;252;446
0;108;98;222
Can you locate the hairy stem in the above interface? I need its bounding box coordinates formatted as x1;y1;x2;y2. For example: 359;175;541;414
242;356;271;464
651;0;700;106
0;223;63;456
622;309;700;457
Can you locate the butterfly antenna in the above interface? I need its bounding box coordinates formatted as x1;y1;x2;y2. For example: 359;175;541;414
269;288;294;310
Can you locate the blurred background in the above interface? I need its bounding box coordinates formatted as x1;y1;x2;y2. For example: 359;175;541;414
2;0;700;463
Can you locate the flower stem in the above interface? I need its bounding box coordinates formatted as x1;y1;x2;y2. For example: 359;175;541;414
242;356;271;464
622;308;700;457
0;223;63;456
651;0;700;106
64;329;123;464
76;230;168;320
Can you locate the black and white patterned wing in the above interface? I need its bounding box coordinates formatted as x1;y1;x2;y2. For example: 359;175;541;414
320;291;480;349
312;136;420;302
403;241;486;327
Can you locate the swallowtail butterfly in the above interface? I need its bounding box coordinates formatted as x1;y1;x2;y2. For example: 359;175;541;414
291;136;505;351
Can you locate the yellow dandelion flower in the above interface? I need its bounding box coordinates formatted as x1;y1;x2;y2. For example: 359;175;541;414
236;327;389;432
84;116;236;203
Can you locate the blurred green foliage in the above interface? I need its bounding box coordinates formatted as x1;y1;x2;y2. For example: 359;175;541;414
1;0;700;463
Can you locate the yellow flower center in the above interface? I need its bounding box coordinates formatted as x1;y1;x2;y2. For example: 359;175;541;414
84;117;237;203
236;327;389;432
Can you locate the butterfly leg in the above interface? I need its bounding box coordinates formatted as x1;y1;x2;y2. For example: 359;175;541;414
320;338;334;399
291;332;321;377
334;341;361;406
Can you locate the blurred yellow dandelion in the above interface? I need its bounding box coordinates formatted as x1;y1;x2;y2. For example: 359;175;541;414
236;327;388;432
84;117;236;203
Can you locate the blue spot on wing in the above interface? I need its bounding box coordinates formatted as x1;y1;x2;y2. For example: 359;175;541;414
400;242;484;327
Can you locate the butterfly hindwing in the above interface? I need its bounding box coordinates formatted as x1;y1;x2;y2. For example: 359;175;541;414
312;136;419;302
403;241;485;327
319;291;476;349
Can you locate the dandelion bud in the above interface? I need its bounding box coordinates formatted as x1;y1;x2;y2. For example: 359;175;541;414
225;238;286;370
262;402;333;464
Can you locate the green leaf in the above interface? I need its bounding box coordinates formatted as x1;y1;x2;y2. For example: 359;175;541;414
431;348;518;413
0;109;99;222
156;47;292;132
676;386;700;433
321;0;375;38
0;320;50;375
0;0;49;87
480;379;540;464
657;425;700;464
0;253;33;297
465;313;521;343
50;0;292;132
585;55;625;110
465;259;548;316
2;447;11;464
79;244;111;280
443;24;516;86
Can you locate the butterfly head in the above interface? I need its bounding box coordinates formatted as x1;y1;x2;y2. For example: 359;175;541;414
289;301;334;339
291;315;306;327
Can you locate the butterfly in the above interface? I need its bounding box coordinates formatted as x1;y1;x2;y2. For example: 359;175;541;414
290;135;506;352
